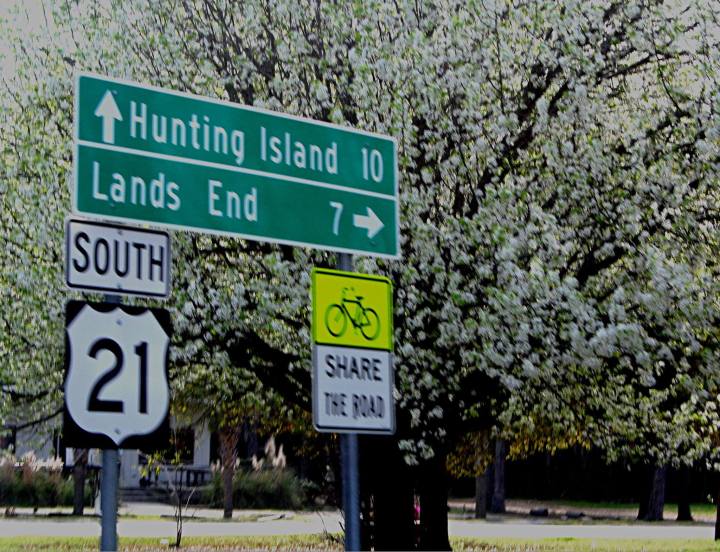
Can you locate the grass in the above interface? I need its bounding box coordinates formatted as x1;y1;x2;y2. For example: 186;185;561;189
0;536;719;551
0;535;340;551
453;537;720;551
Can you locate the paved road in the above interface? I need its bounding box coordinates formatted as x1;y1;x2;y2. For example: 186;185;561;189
0;504;715;541
450;519;715;540
0;516;342;539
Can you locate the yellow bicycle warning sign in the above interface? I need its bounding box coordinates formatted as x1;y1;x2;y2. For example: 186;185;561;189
311;268;393;351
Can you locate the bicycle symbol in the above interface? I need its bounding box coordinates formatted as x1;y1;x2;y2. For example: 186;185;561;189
324;287;381;341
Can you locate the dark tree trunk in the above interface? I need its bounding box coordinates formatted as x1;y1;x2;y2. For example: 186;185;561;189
219;426;240;519
418;457;450;551
644;465;667;521
359;436;415;551
485;461;495;511
474;470;488;519
637;466;651;520
490;439;506;514
544;452;552;499
222;464;234;519
676;468;693;521
72;448;88;516
372;464;415;550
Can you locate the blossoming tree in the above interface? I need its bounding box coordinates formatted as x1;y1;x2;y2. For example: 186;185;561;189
2;0;720;548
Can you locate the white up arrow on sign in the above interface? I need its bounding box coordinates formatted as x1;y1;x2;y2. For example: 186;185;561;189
94;90;122;144
353;207;384;239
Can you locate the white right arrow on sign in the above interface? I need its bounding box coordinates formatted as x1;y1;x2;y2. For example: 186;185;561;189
94;90;122;144
353;207;384;239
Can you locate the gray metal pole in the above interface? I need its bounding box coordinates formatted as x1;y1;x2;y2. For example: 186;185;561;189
342;433;360;551
101;294;121;552
100;449;119;551
337;254;360;551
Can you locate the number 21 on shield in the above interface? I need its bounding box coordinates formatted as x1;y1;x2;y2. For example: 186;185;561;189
63;301;171;447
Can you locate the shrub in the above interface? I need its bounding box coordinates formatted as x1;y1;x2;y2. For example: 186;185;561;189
205;467;309;510
0;454;92;508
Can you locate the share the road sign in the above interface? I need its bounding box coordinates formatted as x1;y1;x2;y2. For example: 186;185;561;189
311;268;394;434
73;74;399;258
311;268;393;351
313;345;394;434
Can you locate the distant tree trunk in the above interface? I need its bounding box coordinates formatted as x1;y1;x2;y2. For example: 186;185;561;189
418;456;450;551
243;416;259;459
72;448;88;516
485;461;495;511
298;448;308;480
644;465;667;521
474;470;488;519
490;439;506;514
676;468;693;521
219;426;240;519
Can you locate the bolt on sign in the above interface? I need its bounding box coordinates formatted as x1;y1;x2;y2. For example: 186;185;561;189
311;268;395;434
73;73;399;258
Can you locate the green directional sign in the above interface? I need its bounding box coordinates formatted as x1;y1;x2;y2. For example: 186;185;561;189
73;73;399;258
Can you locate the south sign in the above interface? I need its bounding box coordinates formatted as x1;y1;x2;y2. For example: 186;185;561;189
65;219;170;298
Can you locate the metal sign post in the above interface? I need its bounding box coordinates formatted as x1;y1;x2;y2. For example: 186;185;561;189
337;253;360;552
311;254;395;551
340;433;360;551
101;294;120;552
100;449;119;551
62;294;171;552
